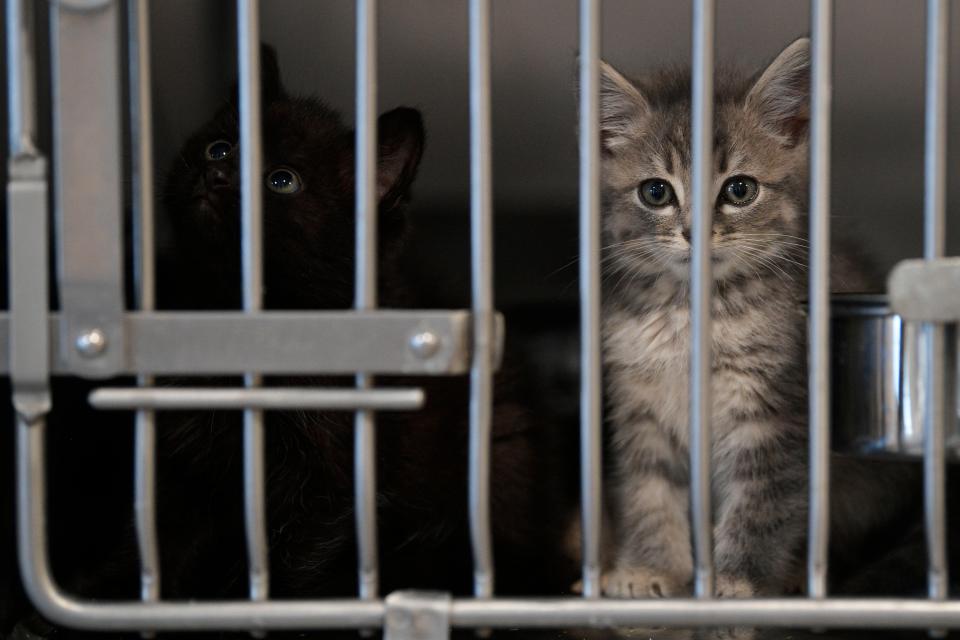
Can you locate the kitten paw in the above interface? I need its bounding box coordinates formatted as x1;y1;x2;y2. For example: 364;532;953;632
601;567;685;598
714;575;755;598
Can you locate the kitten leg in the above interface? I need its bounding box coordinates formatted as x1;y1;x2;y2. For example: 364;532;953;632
605;419;693;598
713;422;807;596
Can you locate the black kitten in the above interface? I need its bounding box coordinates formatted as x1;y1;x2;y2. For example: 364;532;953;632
160;47;418;311
146;46;576;600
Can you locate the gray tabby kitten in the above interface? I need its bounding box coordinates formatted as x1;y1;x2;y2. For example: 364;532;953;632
600;38;811;599
599;38;912;598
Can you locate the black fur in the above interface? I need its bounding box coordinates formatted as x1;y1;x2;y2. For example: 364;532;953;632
140;45;575;601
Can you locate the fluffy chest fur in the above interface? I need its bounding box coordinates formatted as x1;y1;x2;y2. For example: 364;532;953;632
603;277;804;447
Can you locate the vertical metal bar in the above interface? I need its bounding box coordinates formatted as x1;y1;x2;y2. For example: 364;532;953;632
577;0;602;601
922;0;949;606
7;0;36;158
354;0;379;601
51;0;126;378
9;0;53;624
128;0;160;610
807;0;832;600
237;0;269;605
8;0;50;425
468;0;495;600
689;0;715;600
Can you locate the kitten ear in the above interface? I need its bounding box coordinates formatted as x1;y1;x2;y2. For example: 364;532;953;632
598;60;650;151
259;43;286;103
745;37;810;141
229;43;287;105
376;107;425;211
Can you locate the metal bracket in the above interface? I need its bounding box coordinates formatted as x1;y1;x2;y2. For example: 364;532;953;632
888;258;960;322
8;155;51;421
0;310;497;376
51;0;126;378
384;592;451;640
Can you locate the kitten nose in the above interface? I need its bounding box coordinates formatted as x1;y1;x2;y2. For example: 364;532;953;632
681;227;692;244
204;165;232;191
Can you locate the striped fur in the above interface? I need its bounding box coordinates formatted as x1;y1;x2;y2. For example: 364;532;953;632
599;38;870;598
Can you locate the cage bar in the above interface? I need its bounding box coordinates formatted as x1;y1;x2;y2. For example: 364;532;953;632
6;0;49;424
922;0;949;605
689;0;715;600
577;0;602;600
807;0;833;600
354;0;380;600
127;0;160;609
237;0;270;604
468;0;495;599
6;0;36;157
89;387;426;411
449;599;960;629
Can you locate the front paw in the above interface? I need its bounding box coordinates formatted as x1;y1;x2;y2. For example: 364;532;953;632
601;567;687;598
715;575;755;598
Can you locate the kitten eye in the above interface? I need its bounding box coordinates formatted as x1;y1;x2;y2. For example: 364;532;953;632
205;139;233;161
721;175;759;206
266;167;302;195
638;179;674;208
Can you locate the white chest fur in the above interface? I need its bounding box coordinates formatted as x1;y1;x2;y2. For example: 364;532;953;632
603;298;799;447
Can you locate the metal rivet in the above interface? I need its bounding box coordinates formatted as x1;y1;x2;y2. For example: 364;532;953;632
409;331;440;359
75;329;107;357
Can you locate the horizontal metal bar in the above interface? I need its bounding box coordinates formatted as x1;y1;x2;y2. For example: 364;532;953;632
89;387;426;411
0;311;499;375
888;258;960;321
20;595;960;632
448;599;960;629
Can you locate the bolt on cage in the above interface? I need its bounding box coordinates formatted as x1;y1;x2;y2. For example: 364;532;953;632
5;0;960;636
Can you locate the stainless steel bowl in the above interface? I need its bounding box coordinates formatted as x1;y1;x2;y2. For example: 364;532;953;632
830;294;960;459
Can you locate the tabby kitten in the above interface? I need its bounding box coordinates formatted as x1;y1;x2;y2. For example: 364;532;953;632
599;38;893;598
601;38;922;597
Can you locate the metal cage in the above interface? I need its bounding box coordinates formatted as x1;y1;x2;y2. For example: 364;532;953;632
5;0;960;637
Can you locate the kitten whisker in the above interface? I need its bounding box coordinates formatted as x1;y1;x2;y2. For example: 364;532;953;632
734;241;810;272
734;245;796;284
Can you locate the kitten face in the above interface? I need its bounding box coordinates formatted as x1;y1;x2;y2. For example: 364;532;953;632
163;45;424;309
599;38;810;284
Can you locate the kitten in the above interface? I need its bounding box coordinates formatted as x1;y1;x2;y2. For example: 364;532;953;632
148;45;576;599
598;38;918;598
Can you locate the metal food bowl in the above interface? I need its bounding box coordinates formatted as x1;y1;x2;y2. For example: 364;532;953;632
830;294;960;460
